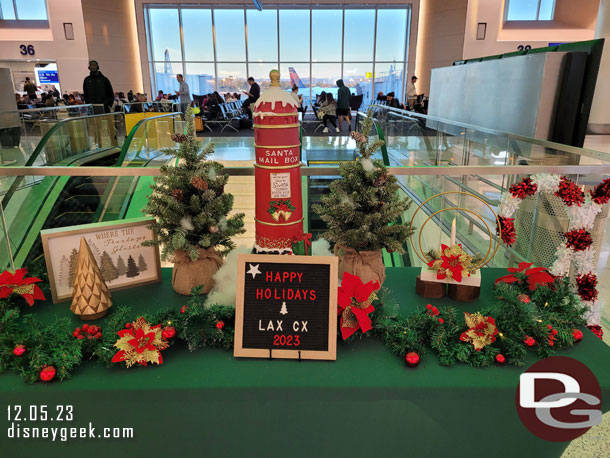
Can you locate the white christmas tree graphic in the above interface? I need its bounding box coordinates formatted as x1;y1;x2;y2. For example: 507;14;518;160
279;302;288;315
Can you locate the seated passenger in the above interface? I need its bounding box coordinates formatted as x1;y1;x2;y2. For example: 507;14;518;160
319;93;338;133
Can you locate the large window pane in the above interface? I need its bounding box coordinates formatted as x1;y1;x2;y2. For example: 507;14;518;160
214;10;246;61
183;9;213;61
312;63;341;101
280;63;310;106
15;0;47;19
246;9;278;62
343;63;372;106
343;10;374;61
217;63;247;93
185;63;215;95
505;0;539;20
375;9;407;62
375;62;404;103
149;9;182;61
0;0;16;19
280;9;309;62
154;62;183;96
312;10;342;62
538;0;555;20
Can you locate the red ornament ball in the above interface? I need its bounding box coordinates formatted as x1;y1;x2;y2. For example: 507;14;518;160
523;336;536;347
216;321;225;330
40;365;56;382
517;294;531;304
72;330;80;337
426;304;432;310
405;351;420;368
180;305;188;314
82;323;89;331
162;326;176;340
438;318;444;324
94;332;102;340
572;329;583;342
495;354;506;364
13;344;26;357
77;335;84;340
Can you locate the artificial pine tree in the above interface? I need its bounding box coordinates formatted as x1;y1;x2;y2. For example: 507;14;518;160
68;248;79;287
71;237;112;320
312;110;414;285
144;107;245;294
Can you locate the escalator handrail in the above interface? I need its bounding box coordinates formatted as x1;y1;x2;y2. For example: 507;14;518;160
116;112;184;167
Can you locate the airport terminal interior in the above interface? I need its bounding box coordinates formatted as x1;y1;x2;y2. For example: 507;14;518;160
1;1;610;457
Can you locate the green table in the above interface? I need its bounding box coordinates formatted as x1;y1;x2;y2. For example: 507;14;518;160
1;267;609;457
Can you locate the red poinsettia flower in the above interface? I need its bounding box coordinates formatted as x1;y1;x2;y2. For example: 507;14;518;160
0;268;46;306
431;244;464;282
337;272;380;340
495;262;554;291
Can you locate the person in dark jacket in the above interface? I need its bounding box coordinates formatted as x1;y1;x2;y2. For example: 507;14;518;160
336;79;351;132
386;92;401;109
23;77;38;100
242;77;260;120
83;60;114;113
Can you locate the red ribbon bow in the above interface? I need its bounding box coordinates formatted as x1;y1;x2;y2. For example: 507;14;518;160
495;262;555;291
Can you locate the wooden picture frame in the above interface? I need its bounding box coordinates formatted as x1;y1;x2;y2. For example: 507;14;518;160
234;254;338;361
41;217;161;303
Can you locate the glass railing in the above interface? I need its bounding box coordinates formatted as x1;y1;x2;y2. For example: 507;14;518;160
122;102;177;113
0;104;104;161
1;164;609;273
0;113;184;268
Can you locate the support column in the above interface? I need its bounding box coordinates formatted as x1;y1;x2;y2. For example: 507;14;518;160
589;0;610;134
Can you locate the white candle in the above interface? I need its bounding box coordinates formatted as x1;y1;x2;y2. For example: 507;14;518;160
450;217;456;246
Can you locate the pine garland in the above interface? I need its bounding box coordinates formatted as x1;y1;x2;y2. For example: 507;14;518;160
312;109;414;253
144;107;245;260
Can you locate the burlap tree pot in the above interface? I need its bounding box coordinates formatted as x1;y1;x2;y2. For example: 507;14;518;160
335;245;386;286
171;248;223;295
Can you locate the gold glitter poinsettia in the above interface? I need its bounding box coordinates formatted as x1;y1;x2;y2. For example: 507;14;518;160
427;244;479;282
111;317;169;367
459;312;498;351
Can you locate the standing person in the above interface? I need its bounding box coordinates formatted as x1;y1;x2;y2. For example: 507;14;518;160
336;79;351;132
406;75;418;109
23;77;38;100
242;77;260;119
83;60;114;113
319;93;338;133
175;74;191;113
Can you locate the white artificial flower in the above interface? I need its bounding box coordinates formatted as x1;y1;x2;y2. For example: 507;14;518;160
567;196;601;231
499;193;521;218
180;217;194;231
584;301;601;326
549;243;573;277
572;247;596;276
531;173;561;194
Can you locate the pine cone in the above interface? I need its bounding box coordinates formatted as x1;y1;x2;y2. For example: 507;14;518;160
350;131;367;143
191;176;209;191
171;189;183;201
209;226;219;233
171;133;188;143
373;173;389;187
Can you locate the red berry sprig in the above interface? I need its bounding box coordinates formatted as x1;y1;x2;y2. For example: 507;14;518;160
73;324;102;340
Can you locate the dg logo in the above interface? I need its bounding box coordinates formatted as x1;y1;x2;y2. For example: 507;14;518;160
516;356;602;441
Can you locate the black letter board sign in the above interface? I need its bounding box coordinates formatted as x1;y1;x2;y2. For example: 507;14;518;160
234;254;337;360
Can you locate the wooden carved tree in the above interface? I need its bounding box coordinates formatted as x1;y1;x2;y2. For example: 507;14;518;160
71;237;112;320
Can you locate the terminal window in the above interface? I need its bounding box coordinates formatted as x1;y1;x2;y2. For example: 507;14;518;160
145;6;411;107
0;0;47;20
505;0;555;21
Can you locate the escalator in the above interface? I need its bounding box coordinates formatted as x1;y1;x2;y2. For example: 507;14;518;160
1;112;182;269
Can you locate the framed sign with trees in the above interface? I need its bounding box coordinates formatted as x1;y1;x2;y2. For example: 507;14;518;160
41;217;161;303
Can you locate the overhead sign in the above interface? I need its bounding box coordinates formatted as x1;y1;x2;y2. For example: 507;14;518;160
234;254;337;360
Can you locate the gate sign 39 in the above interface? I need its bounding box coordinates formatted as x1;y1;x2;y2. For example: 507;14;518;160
234;254;337;360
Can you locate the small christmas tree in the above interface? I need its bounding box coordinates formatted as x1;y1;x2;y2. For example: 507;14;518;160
126;255;139;278
280;301;288;315
137;254;148;273
68;248;79;287
312;110;414;253
100;251;118;282
116;255;127;277
144;107;246;260
71;237;112;320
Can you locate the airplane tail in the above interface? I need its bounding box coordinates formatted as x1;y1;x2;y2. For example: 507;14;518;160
288;67;306;89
